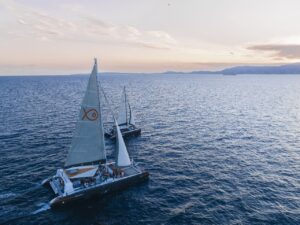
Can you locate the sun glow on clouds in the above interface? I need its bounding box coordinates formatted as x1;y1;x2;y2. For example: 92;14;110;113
1;0;300;75
247;36;300;62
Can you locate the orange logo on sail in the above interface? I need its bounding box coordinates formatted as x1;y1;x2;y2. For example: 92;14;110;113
82;108;98;121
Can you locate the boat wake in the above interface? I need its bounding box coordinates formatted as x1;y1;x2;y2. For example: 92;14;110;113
22;183;43;195
0;201;50;224
32;203;50;215
1;183;43;204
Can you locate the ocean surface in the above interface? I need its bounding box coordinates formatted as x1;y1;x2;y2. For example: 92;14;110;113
0;74;299;225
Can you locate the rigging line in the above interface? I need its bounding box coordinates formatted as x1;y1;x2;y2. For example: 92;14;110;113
99;84;117;122
124;86;128;125
128;103;132;124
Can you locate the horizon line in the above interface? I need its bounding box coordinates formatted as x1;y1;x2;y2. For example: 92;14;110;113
1;62;300;76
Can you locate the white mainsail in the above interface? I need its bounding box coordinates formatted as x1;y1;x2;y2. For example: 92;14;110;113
115;120;131;167
129;104;136;126
65;59;106;167
117;86;128;126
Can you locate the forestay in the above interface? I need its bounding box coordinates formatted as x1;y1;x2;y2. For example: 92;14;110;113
65;59;106;167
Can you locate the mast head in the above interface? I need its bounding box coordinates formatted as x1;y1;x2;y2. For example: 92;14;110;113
94;58;97;65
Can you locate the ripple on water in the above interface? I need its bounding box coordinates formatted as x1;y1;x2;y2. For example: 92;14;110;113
0;75;300;224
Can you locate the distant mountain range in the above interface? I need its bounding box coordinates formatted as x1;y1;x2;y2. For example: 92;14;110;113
163;63;300;75
220;63;300;75
71;63;300;76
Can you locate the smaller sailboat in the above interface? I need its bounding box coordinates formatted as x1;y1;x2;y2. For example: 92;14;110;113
42;59;148;207
105;87;141;139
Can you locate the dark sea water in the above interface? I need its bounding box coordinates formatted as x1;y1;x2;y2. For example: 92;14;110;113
0;74;299;225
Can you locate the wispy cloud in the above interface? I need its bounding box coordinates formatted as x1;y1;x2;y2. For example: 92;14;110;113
248;44;300;60
2;0;177;50
3;1;75;41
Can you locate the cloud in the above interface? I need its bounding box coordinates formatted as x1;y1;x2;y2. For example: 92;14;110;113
17;18;27;25
248;44;300;60
134;41;171;50
147;31;177;45
3;1;76;41
2;0;177;50
81;16;175;49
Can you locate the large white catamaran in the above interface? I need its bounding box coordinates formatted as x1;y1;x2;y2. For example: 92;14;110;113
105;86;141;139
42;59;149;207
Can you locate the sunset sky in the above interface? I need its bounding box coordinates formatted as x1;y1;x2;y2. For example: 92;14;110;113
1;0;300;75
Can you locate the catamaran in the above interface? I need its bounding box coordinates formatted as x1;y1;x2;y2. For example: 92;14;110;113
105;86;141;139
42;59;149;208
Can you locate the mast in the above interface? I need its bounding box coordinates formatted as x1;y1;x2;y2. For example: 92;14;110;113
65;59;106;167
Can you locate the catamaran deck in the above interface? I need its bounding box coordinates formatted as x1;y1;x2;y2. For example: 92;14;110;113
49;164;143;197
121;166;141;176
